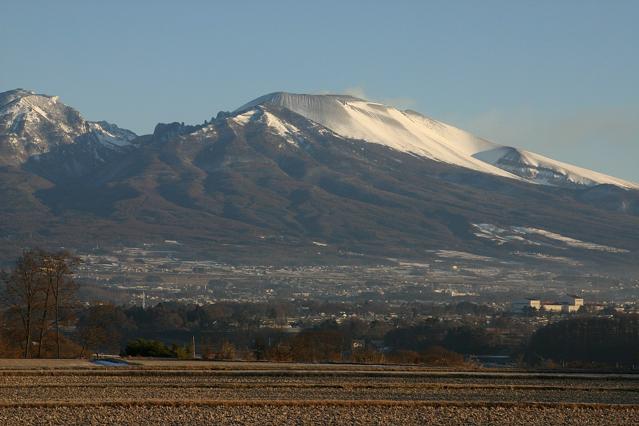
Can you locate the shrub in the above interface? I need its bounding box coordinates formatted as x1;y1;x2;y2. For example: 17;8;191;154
123;339;174;357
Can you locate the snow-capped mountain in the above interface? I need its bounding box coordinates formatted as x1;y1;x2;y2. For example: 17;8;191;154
0;89;136;167
236;92;638;190
0;88;638;272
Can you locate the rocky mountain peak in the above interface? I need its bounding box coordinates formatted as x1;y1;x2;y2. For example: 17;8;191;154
0;88;136;166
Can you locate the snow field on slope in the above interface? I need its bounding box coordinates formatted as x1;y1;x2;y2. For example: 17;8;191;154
235;93;639;189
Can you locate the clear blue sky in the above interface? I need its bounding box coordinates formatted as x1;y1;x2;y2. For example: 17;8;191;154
2;1;638;181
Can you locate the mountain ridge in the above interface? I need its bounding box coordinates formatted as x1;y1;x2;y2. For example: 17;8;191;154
0;88;637;272
3;87;636;190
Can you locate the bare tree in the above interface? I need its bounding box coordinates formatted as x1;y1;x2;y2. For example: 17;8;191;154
35;272;52;358
1;250;80;359
41;252;79;359
1;250;45;358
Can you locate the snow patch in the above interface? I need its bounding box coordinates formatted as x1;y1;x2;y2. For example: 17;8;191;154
263;111;302;146
512;252;582;266
473;223;629;253
191;125;217;137
474;147;638;189
514;227;630;253
230;108;303;147
472;223;541;246
30;105;51;121
435;250;494;261
231;110;258;125
88;122;135;147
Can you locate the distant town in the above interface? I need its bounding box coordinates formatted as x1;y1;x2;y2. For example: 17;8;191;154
76;243;639;315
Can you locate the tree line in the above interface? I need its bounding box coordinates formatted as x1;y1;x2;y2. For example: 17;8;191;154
526;316;639;367
3;249;639;369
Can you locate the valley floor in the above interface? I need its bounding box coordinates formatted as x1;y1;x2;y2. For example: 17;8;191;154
0;360;637;425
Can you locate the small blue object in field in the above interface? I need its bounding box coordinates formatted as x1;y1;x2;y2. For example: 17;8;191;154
92;359;129;367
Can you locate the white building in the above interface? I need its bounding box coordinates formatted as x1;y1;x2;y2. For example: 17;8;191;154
512;295;583;313
560;295;584;313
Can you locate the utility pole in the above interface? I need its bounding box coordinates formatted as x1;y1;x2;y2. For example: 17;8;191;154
192;335;196;359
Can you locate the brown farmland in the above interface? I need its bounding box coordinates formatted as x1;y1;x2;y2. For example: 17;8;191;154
0;360;637;425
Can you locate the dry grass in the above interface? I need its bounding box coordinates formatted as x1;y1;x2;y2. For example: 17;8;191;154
0;382;635;393
0;359;94;370
1;404;637;426
0;399;637;409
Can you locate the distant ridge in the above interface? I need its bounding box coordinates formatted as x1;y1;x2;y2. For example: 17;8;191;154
0;88;637;270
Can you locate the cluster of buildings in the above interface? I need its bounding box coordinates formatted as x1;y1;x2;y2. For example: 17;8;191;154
512;294;584;313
